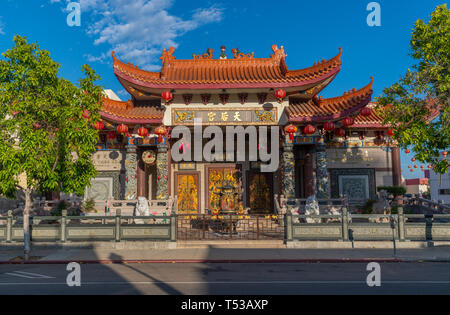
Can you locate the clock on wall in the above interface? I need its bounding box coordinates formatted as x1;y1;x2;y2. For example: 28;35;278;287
142;150;156;165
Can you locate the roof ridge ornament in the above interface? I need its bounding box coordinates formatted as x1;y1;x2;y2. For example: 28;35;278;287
231;48;255;59
161;47;176;66
193;48;214;60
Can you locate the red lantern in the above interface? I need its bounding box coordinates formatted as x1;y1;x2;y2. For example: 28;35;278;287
405;149;411;155
410;169;414;172
335;128;346;137
275;89;286;102
323;122;335;131
360;107;372;117
443;151;448;157
408;165;412;169
304;125;316;135
117;124;128;134
161;91;173;103
155;126;166;143
387;129;394;137
414;165;418;169
94;121;104;130
412;158;416;162
107;131;116;141
137;126;149;138
428;165;432;169
284;124;298;141
342;117;355;127
82;109;90;120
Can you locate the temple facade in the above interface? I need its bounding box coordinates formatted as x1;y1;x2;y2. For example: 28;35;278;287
87;45;402;214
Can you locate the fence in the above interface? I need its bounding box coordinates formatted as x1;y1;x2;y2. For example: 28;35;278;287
3;205;450;244
285;206;450;242
0;210;176;243
177;214;284;240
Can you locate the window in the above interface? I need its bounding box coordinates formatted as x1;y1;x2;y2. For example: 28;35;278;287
439;189;450;195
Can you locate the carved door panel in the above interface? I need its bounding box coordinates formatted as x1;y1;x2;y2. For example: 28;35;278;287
208;168;240;214
176;173;199;214
247;172;273;214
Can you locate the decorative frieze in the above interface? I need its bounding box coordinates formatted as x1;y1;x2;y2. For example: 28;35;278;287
124;145;138;200
156;144;169;200
316;143;329;199
282;143;295;198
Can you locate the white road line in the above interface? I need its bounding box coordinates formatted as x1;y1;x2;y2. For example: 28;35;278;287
1;280;450;285
3;271;54;279
4;273;37;279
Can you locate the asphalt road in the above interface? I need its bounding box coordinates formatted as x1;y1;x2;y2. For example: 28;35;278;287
1;262;450;295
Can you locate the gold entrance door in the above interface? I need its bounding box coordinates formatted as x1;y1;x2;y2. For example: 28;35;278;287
247;172;273;214
208;168;240;214
176;173;199;214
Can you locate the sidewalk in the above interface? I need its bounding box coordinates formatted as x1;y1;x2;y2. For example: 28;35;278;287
1;242;450;264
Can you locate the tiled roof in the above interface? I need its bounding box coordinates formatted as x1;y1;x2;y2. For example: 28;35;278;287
352;103;386;127
287;78;374;123
112;45;342;90
100;98;164;124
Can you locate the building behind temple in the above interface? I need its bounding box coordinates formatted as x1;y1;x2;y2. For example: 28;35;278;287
87;45;403;213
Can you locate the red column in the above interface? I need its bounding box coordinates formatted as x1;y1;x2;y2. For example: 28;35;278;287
392;147;402;186
304;147;315;197
137;150;147;198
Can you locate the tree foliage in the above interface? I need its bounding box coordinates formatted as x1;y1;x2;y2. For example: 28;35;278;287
0;35;103;199
376;4;449;174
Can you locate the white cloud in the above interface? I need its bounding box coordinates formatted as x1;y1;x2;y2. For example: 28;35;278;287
53;0;224;69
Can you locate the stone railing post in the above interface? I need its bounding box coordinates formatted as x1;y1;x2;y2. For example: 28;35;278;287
285;209;293;242
6;210;12;243
170;210;177;242
115;209;121;242
60;210;67;243
342;207;349;241
397;206;405;241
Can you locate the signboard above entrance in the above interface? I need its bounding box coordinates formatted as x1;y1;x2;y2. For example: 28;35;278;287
172;108;278;126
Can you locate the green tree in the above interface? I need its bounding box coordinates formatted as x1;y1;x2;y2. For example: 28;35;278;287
376;4;449;175
0;36;103;259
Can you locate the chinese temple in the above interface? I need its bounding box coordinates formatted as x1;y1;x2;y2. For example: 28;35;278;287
88;45;402;214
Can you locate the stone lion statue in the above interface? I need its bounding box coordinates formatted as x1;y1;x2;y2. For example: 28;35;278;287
372;190;391;223
134;197;150;224
305;195;321;223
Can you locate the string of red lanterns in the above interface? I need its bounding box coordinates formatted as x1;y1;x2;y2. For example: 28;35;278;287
284;124;298;141
304;125;316;135
137;126;149;137
335;128;346;137
323;122;335;131
275;89;286;103
117;124;128;134
154;126;166;143
360;107;372;117
342;117;355;127
93;121;104;130
161;91;174;104
106;131;116;141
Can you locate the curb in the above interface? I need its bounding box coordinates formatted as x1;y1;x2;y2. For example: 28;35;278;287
0;258;407;265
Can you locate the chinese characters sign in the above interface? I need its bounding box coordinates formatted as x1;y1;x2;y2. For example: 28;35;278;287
172;108;277;125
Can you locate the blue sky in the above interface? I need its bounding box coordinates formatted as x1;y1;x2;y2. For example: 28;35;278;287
0;0;444;179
